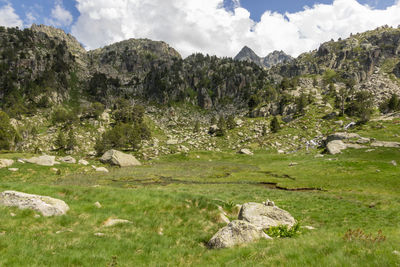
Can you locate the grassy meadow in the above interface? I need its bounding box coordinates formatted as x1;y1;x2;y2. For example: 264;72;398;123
0;118;400;266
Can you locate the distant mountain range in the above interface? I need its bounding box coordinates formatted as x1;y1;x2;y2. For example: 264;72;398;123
234;46;293;68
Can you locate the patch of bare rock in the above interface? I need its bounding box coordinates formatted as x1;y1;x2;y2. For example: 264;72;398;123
208;200;295;249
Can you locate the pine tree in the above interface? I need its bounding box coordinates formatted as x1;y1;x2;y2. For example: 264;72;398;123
216;116;226;137
193;121;200;133
66;130;77;151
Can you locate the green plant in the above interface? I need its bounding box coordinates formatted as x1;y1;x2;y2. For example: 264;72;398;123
265;223;301;238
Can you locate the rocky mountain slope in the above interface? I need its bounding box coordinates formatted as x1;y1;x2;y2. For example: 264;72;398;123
1;24;400;157
234;46;293;68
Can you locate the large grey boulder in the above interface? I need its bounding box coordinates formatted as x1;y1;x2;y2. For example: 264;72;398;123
100;150;141;167
0;159;14;168
0;191;69;216
238;202;295;230
207;220;271;249
326;140;347;155
26;155;56;166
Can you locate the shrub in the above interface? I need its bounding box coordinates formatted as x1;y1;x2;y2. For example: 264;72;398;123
270;116;281;133
265;223;301;238
216;116;226;137
346;91;374;122
54;131;67;151
226;115;236;130
0;111;16;150
51;108;78;125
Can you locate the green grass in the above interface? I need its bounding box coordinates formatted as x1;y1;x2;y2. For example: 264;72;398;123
1;140;400;265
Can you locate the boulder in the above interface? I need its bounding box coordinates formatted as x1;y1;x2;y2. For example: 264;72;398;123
166;139;178;145
326;140;347;155
207;220;271;249
238;148;253;155
326;132;360;143
0;159;14;168
0;191;69;216
59;156;76;164
371;141;400;148
100;150;141;167
26;155;56;166
238;202;295;230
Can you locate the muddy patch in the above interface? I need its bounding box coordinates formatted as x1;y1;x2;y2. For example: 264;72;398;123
111;176;324;192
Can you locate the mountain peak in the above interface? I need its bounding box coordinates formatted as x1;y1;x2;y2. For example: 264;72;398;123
234;46;293;68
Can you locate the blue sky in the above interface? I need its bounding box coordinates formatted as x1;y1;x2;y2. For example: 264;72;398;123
240;0;397;21
1;0;400;57
4;0;398;32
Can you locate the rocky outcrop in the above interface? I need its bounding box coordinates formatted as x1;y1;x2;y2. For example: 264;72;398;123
0;191;69;216
326;140;348;154
238;149;253;155
25;155;57;166
100;150;141;167
238;202;296;230
207;220;271;249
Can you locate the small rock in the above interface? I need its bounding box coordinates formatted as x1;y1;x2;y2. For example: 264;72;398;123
314;154;324;158
94;232;105;237
326;140;347;155
393;251;400;256
59;156;76;164
303;226;316;230
92;165;109;173
78;159;89;166
289;162;298;167
238;148;253;155
391;160;397;166
94;201;102;208
25;155;56;166
34;214;41;218
10;212;16;217
8;168;19;172
158;227;164;235
103;218;132;227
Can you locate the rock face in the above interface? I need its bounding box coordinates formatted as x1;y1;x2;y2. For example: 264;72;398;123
100;150;141;167
326;140;348;155
0;159;14;168
0;191;69;216
207;220;271;249
26;155;56;166
238;202;296;230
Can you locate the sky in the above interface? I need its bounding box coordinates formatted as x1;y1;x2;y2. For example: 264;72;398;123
1;0;400;58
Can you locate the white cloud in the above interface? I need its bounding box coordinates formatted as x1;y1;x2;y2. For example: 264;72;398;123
46;0;73;27
0;4;23;28
71;0;400;58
